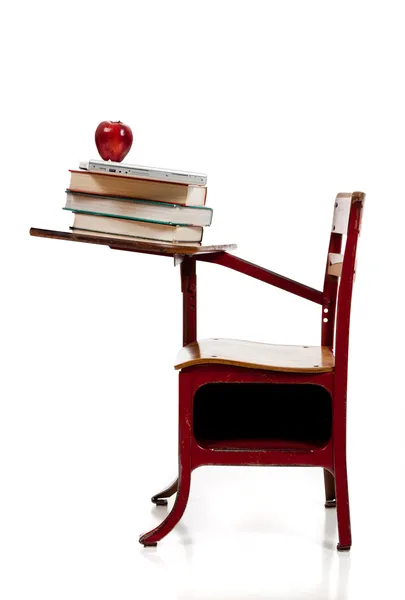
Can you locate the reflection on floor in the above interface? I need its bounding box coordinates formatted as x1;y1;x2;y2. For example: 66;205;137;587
139;466;402;600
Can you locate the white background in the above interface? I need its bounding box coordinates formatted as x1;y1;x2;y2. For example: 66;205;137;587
1;1;404;598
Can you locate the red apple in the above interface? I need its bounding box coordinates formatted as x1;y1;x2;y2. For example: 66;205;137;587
95;120;133;162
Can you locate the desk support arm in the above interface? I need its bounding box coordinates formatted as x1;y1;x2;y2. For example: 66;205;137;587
181;257;197;346
197;252;324;305
149;257;196;509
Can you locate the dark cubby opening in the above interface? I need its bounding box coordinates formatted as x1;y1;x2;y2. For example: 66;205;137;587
193;383;332;450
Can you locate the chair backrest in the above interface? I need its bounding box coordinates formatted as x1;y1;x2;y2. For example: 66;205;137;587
321;192;365;375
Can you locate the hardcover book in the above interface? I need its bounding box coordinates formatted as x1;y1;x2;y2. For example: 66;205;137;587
64;191;213;226
71;213;203;244
69;170;207;206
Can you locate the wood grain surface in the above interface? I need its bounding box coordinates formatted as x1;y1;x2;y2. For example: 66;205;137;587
30;228;237;256
175;338;335;372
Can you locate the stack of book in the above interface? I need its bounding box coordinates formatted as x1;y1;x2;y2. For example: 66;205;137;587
63;164;212;246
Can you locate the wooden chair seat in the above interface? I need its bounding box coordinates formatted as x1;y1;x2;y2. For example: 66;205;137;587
175;338;335;373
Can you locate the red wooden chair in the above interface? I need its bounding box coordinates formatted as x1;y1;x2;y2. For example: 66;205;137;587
140;191;365;550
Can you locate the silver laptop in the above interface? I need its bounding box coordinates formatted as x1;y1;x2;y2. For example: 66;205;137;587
79;159;207;186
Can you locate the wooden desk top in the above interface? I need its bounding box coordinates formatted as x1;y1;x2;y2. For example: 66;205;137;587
30;228;237;257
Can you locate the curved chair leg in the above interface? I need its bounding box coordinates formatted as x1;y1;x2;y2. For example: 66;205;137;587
151;478;179;506
141;370;194;546
324;469;336;508
335;461;351;551
140;469;191;546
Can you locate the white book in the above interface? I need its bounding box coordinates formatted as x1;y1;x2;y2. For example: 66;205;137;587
71;213;203;244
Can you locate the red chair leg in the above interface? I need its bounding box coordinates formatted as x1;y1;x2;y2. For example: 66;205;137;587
324;469;336;508
151;478;179;506
140;468;191;546
140;371;193;546
335;460;351;551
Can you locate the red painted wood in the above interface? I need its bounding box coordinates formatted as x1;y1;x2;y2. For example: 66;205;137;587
181;257;197;346
142;193;365;550
320;230;343;506
332;198;363;550
195;438;329;451
192;444;333;470
151;479;178;506
148;257;197;506
139;371;193;546
197;252;325;305
322;232;343;347
188;365;334;470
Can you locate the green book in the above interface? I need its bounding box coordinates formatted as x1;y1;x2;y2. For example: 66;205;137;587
64;191;213;227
